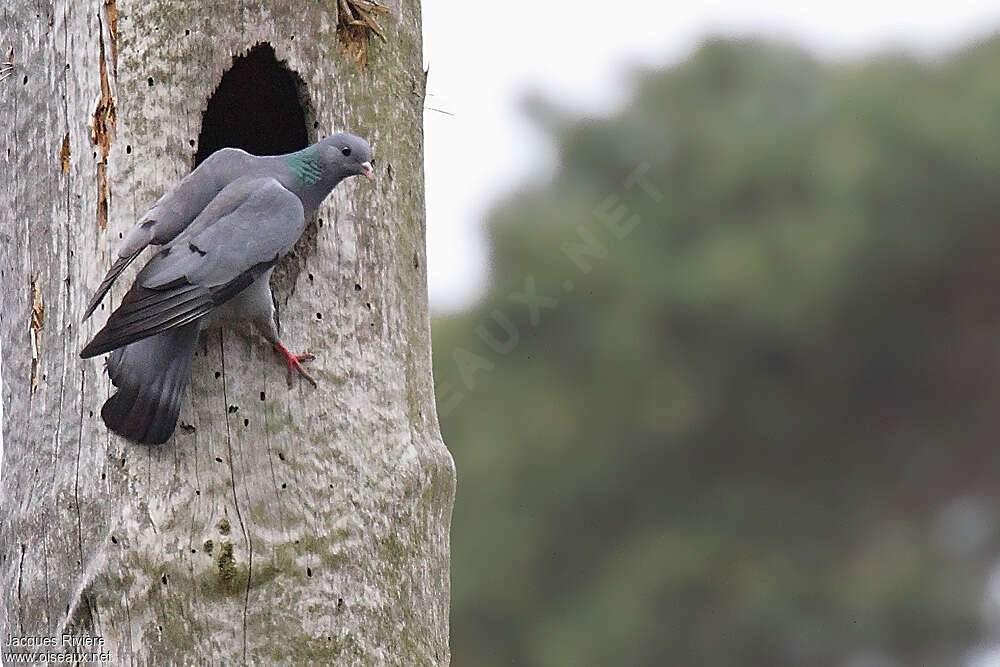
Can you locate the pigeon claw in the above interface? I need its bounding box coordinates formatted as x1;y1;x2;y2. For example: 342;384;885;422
274;342;317;387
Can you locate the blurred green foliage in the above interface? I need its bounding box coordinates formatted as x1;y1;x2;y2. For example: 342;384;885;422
432;38;1000;666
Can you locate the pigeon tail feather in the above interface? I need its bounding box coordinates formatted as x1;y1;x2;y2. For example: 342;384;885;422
102;322;199;445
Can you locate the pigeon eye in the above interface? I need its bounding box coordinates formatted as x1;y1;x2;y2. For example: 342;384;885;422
341;146;351;157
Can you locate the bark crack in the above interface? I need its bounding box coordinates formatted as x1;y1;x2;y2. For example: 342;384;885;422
8;0;22;382
219;333;251;663
92;12;115;230
102;0;118;75
59;134;70;173
51;313;63;463
43;535;50;630
124;592;133;662
17;543;25;634
262;367;287;534
74;369;85;564
29;277;44;394
60;0;74;491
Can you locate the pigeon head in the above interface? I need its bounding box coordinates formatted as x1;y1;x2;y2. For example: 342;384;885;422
317;133;374;181
282;133;374;214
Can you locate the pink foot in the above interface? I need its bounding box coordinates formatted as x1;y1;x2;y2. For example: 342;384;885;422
274;342;317;387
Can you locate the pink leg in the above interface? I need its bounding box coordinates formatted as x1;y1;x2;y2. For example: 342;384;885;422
273;342;317;387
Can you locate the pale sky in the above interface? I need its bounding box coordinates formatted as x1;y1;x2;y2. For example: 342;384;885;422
421;0;1000;311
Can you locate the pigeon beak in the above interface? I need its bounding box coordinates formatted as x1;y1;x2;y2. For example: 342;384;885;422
360;162;375;180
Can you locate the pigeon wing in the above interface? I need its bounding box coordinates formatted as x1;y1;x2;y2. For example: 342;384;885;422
80;176;305;358
82;147;254;319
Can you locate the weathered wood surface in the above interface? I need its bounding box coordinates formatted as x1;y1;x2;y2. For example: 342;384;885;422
0;0;454;664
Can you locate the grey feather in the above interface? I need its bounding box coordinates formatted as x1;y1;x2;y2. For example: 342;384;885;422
83;147;256;319
80;177;302;358
102;322;200;445
83;133;373;318
82;133;373;444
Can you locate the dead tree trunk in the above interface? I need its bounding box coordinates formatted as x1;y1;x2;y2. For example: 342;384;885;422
0;0;454;664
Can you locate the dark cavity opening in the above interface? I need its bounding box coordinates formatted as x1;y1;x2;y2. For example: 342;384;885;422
195;43;310;166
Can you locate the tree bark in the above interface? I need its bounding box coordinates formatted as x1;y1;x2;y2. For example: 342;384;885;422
0;1;454;664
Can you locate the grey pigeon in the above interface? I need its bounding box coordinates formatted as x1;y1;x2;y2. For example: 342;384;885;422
80;133;374;445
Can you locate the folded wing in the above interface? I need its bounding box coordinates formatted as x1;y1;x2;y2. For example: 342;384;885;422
81;176;305;358
82;147;254;319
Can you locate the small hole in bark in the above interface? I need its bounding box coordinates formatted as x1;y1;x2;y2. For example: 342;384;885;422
215;371;221;379
161;574;168;585
23;75;27;84
316;312;322;320
89;410;94;418
215;457;223;463
313;121;320;129
365;302;371;310
101;472;105;480
228;405;238;413
354;283;361;291
308;273;314;282
281;482;287;489
185;29;190;35
110;535;118;544
318;218;324;227
260;391;266;401
189;139;195;147
243;418;249;427
196;489;201;495
278;452;286;461
126;145;132;154
307;567;312;577
147;77;154;86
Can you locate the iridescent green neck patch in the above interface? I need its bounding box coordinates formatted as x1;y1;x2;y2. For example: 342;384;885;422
287;145;322;186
